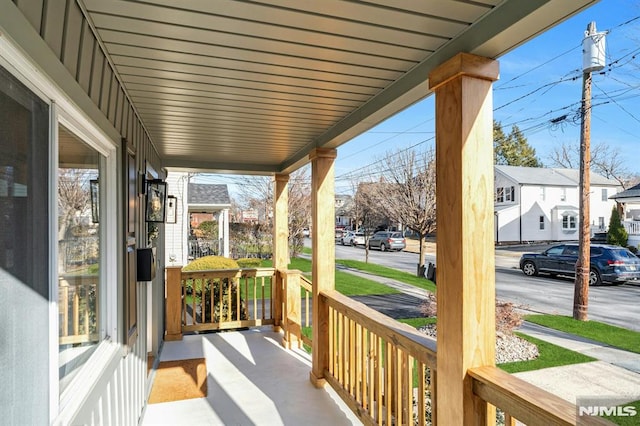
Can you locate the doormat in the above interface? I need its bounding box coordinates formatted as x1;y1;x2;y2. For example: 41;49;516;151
148;358;207;404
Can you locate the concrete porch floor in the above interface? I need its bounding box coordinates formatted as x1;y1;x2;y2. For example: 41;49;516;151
141;327;361;426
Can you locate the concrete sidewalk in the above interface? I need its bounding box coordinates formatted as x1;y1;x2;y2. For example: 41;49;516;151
337;262;640;408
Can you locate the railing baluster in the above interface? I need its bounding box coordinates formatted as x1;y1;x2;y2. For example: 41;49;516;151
418;362;426;426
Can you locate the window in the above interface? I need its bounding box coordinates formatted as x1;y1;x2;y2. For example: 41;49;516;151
562;214;577;229
560;188;567;202
505;186;515;202
539;216;545;230
598;217;605;229
495;187;504;203
540;187;546;201
58;125;104;393
601;188;608;201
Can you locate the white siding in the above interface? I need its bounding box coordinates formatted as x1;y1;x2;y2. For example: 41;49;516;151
165;172;189;266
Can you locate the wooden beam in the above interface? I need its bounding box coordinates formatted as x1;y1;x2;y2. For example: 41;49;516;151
429;52;499;425
309;147;337;387
165;266;183;341
273;173;289;331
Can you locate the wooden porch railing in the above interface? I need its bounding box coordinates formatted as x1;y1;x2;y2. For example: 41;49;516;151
165;267;613;424
165;266;276;338
59;275;99;345
320;289;437;426
469;366;612;425
279;270;313;349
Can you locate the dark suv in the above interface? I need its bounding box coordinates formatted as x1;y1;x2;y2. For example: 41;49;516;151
519;243;640;286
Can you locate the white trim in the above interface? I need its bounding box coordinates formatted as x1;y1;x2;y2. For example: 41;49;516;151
49;103;60;420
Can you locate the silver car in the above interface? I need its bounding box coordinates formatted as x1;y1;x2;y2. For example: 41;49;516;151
342;231;365;246
367;231;406;252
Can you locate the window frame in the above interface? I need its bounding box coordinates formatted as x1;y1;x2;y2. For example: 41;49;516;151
0;35;119;420
562;214;577;230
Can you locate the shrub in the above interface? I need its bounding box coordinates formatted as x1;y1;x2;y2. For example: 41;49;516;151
418;294;523;335
607;207;628;247
183;255;239;271
236;257;262;268
182;256;247;323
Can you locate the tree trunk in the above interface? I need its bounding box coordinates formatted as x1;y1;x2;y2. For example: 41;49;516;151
416;234;427;277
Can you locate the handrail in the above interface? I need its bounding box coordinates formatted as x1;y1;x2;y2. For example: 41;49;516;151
320;289;437;426
469;365;612;425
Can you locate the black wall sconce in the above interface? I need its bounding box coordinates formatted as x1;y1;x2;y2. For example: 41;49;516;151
166;195;177;224
90;179;99;223
145;179;167;222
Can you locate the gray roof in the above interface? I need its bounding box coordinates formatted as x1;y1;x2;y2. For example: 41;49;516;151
610;182;640;200
495;165;620;187
188;183;231;206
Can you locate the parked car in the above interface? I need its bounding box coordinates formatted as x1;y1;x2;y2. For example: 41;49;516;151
519;243;640;286
341;231;365;246
302;228;310;237
367;231;406;252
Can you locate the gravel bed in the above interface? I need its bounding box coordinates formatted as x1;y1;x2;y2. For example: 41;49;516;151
418;324;539;363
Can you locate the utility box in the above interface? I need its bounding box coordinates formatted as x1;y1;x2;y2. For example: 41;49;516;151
137;247;156;282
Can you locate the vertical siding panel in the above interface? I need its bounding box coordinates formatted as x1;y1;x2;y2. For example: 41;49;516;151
15;0;44;33
100;63;112;115
77;20;94;92
89;44;104;105
114;88;123;131
108;73;118;122
62;0;82;77
42;0;66;58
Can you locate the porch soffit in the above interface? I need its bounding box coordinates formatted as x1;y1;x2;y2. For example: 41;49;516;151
81;0;597;174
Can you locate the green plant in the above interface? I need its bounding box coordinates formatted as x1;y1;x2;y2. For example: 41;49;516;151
182;256;247;323
607;207;628;247
236;257;262;268
183;255;239;271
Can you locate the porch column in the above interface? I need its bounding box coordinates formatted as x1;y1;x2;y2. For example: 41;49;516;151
273;173;289;331
429;53;499;424
222;208;229;257
309;148;337;387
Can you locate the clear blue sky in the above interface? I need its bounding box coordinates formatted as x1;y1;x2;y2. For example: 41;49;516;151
194;0;640;198
334;0;640;194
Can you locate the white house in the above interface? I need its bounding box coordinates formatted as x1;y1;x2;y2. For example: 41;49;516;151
610;182;640;248
494;165;621;244
165;173;231;266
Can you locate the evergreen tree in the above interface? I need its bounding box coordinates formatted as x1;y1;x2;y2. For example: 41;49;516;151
607;206;628;247
494;121;542;167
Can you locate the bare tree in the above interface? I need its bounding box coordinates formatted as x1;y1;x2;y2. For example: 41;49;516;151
548;141;633;188
235;167;311;258
58;169;93;240
368;148;437;276
354;181;387;263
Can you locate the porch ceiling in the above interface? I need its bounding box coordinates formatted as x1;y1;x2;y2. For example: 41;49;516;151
82;0;597;174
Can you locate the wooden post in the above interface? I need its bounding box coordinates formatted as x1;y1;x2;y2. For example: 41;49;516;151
309;148;337;387
273;173;290;331
429;53;499;425
282;270;302;349
165;266;183;341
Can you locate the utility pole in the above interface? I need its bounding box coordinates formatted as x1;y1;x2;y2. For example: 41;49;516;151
574;22;606;321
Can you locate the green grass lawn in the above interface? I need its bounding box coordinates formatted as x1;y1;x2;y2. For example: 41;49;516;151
499;333;596;373
336;259;436;292
263;257;399;296
526;315;640;354
397;317;436;328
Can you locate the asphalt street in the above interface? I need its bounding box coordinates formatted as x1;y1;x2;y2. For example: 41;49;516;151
329;239;640;332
